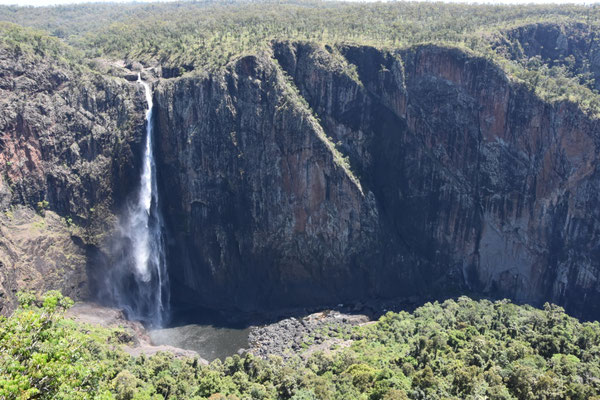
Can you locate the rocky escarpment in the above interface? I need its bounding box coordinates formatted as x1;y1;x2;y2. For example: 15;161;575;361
3;23;600;321
154;55;381;313
280;42;600;317
155;42;600;319
0;34;146;313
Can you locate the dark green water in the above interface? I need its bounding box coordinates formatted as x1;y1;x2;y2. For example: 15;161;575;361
149;324;252;361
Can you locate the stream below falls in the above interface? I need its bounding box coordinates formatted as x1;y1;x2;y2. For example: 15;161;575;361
148;324;252;362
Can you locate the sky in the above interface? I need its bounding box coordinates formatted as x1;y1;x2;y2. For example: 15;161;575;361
0;0;593;6
0;0;174;4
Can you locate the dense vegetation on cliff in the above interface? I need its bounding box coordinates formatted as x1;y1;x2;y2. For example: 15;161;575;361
0;1;596;65
2;292;600;400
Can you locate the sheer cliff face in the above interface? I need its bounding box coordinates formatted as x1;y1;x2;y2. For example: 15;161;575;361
154;56;384;312
0;44;145;313
4;34;600;319
155;43;600;318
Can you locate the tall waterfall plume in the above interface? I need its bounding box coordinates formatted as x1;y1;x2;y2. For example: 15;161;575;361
102;72;169;327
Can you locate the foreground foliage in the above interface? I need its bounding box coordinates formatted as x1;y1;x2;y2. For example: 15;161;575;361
1;292;600;399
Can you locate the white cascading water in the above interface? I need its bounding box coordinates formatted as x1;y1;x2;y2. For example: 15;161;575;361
133;73;158;282
103;72;169;327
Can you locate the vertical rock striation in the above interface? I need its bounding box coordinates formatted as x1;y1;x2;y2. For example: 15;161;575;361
154;55;380;312
3;26;600;320
155;42;600;319
0;36;146;313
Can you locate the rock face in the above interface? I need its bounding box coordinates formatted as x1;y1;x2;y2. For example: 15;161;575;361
155;42;600;319
0;207;88;312
154;56;381;313
0;36;145;313
3;27;600;321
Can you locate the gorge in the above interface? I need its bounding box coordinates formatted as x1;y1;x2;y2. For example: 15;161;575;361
4;3;600;398
1;6;600;325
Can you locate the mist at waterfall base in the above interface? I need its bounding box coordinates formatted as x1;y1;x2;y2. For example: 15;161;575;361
98;74;169;328
93;73;253;359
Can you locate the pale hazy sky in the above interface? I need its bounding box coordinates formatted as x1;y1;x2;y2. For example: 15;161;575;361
0;0;174;4
0;0;593;6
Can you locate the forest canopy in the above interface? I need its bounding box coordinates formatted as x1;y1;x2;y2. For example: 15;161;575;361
1;1;599;116
1;292;600;399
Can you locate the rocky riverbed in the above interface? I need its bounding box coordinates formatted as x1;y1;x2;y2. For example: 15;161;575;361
67;302;378;363
248;310;370;360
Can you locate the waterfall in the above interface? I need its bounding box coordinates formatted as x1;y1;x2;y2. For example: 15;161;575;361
101;72;169;327
133;74;158;282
